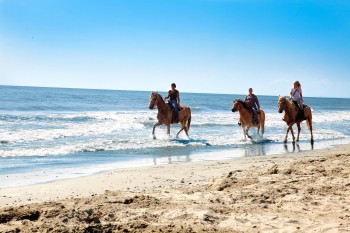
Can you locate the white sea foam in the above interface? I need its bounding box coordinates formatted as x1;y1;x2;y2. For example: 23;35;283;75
0;112;150;143
0;110;349;157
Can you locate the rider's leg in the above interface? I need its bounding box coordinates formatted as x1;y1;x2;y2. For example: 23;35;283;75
252;107;258;123
170;100;179;122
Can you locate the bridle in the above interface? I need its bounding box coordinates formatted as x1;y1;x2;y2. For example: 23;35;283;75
149;92;159;109
278;97;285;113
232;100;243;112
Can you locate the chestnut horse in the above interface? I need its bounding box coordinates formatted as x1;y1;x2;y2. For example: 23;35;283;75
231;99;265;139
148;92;191;139
278;96;313;143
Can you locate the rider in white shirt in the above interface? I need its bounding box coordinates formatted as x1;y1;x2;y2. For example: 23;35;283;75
290;81;303;110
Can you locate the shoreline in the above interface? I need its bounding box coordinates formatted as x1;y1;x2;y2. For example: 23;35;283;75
0;143;347;208
1;144;349;232
1;138;348;190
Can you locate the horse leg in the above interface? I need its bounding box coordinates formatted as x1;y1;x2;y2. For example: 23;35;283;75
167;124;171;138
246;127;252;139
184;127;189;138
176;120;187;138
242;127;246;140
296;122;301;142
290;124;296;143
167;124;170;134
260;121;265;139
183;122;189;137
284;123;295;143
152;122;161;139
176;122;185;138
176;128;183;137
261;112;265;139
283;127;289;143
306;116;314;143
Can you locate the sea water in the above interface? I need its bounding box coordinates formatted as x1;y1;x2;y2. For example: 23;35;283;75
0;85;349;188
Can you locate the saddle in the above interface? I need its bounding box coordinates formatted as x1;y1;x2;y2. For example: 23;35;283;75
251;113;260;125
167;103;183;123
167;103;183;111
292;101;308;121
247;106;260;125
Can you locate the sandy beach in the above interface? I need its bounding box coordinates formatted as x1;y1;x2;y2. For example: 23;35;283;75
1;144;349;232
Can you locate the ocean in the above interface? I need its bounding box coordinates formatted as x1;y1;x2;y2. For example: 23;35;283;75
1;85;349;188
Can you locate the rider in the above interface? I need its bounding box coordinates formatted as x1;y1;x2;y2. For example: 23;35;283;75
290;80;304;119
290;81;303;110
245;88;260;124
164;83;180;122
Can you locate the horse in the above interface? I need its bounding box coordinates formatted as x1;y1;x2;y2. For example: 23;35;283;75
148;92;191;139
278;96;313;144
231;99;265;140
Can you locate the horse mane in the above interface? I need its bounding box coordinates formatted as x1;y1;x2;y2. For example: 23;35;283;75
279;96;299;111
235;98;250;109
153;92;164;103
280;96;293;105
280;96;288;101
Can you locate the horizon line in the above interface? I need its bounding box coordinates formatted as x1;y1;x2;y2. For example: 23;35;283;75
0;84;348;100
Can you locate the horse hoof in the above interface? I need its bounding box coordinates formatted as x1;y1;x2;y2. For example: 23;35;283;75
283;140;287;143
311;139;314;144
153;136;156;140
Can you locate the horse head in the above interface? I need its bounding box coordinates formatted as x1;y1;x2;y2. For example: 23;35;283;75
278;96;287;113
149;92;159;110
232;99;244;112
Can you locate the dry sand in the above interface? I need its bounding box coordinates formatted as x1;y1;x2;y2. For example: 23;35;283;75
0;144;349;232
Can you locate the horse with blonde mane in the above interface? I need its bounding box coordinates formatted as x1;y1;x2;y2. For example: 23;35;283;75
278;96;313;143
231;99;265;139
148;92;191;139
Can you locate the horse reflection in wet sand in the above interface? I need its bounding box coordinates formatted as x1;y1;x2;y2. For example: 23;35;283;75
278;96;313;144
231;99;265;140
148;92;191;139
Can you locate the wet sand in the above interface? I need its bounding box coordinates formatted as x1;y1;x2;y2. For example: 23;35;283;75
1;144;349;232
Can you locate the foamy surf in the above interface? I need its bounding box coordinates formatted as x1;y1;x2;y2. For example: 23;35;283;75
1;86;350;187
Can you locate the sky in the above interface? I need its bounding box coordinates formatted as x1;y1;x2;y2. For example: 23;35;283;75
0;0;349;97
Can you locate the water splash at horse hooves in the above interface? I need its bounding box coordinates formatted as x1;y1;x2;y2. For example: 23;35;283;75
171;138;212;146
250;138;274;144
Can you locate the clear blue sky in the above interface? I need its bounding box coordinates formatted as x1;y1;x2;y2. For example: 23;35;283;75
1;0;349;97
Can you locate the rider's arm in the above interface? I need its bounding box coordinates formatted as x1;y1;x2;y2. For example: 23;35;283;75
300;92;303;101
164;91;170;100
255;96;260;109
253;95;260;109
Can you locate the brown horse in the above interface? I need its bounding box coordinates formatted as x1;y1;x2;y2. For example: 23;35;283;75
148;92;191;139
278;96;313;143
231;99;265;139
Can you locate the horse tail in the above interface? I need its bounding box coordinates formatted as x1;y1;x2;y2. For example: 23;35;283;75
260;110;265;136
187;108;191;131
